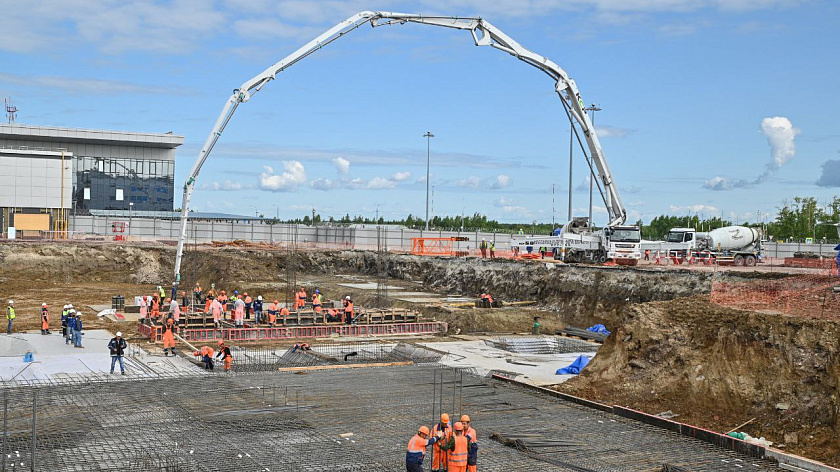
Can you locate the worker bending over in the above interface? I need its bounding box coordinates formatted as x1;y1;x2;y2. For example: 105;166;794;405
441;421;473;472
431;413;452;472
406;425;444;472
216;340;233;372
193;345;215;370
162;317;177;356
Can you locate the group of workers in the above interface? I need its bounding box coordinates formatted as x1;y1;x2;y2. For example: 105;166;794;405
478;239;496;259
3;301;86;348
407;413;478;472
191;339;233;372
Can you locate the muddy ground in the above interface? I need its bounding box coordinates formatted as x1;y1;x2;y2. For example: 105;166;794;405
1;242;837;465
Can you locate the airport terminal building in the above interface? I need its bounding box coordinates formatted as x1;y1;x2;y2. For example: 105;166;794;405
0;124;183;236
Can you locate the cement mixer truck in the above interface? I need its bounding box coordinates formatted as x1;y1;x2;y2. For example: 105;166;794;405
642;226;763;266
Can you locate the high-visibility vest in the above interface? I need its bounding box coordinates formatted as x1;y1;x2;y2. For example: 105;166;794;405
449;435;468;467
6;307;15;320
406;434;429;465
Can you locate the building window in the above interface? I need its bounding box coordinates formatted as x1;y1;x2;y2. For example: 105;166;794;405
84;188;90;200
116;188;124;201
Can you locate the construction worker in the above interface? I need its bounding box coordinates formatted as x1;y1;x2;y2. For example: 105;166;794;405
479;239;487;258
210;296;222;328
204;294;213;315
296;287;307;311
431;413;452;472
442;421;471;472
406;425;444;472
150;294;160;320
233;295;245;327
157;285;166;300
325;308;341;323
180;290;190;312
267;300;278;327
193;345;214;369
167;297;181;324
279;304;290;326
61;304;70;337
460;415;478;472
65;309;76;345
254;295;264;324
108;331;127;375
72;312;84;348
644;249;650;261
312;289;323;315
6;300;15;334
216;340;233;371
244;293;252;320
162;316;177;356
193;282;203;304
41;303;50;335
218;290;228;318
206;283;218;300
489;241;495;258
343;296;354;325
139;296;148;320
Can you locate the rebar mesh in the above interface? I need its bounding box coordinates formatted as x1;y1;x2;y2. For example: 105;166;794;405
0;365;786;472
486;336;600;354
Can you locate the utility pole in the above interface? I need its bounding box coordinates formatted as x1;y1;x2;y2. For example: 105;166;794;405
423;131;435;230
584;104;601;227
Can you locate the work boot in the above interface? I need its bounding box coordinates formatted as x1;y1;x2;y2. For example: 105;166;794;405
121;371;125;375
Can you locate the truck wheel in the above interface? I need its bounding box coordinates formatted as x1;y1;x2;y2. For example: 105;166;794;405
745;255;756;267
598;253;607;264
734;255;745;266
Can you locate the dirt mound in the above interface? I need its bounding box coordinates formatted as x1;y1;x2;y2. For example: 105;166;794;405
558;297;840;465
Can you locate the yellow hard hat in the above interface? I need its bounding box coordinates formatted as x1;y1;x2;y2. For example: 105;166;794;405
440;413;449;423
460;415;470;422
418;426;430;435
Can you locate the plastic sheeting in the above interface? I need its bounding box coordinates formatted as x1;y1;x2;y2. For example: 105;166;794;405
556;355;590;375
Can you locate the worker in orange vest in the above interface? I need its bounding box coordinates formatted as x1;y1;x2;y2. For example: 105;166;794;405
244;293;253;320
267;299;279;327
162;317;177;356
442;421;471;472
193;345;215;369
150;294;160;320
406;425;444;472
431;413;452;472
343;296;354;325
312;289;323;315
41;303;50;335
295;287;307;311
218;290;228;319
216;340;233;371
460;415;478;472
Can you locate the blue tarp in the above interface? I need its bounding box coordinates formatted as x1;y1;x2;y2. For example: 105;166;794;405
556;355;590;375
587;324;610;335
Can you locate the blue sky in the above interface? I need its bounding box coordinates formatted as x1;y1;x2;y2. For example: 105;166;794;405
3;0;839;225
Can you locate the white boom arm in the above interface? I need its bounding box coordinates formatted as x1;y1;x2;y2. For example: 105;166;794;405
172;11;628;287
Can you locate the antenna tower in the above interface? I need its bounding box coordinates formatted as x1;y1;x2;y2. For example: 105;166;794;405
5;98;17;124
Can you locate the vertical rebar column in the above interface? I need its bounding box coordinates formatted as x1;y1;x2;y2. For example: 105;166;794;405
458;370;463;419
451;370;456;422
30;393;36;472
2;393;7;472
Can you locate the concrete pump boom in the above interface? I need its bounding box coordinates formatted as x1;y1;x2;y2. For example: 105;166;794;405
172;11;628;290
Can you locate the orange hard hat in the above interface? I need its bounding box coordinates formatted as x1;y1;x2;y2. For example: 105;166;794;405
193;351;200;356
217;340;224;346
274;300;279;304
418;426;430;435
460;415;470;422
440;413;449;423
453;422;464;431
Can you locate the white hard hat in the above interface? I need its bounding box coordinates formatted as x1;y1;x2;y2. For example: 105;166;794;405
68;304;73;308
76;312;82;316
257;295;262;301
63;304;69;309
8;300;13;305
42;303;47;307
116;331;122;337
345;296;351;300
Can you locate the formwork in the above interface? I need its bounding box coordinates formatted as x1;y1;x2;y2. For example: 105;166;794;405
0;363;787;471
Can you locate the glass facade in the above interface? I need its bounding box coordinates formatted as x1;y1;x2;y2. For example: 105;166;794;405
72;156;175;212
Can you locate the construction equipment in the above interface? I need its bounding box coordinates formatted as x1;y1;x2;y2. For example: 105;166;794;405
172;11;634;291
512;218;642;265
643;226;763;266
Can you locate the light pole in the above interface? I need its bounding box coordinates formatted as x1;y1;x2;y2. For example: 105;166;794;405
271;204;279;220
584;104;601;227
375;204;380;223
128;202;133;237
423;131;435;231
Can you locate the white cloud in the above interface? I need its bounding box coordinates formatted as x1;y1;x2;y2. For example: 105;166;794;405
575;175;592;191
595;126;633;138
0;72;192;96
458;176;482;189
669;204;719;214
310;178;338;191
332;157;350;175
490;174;512;189
760;116;800;170
200;180;252;191
367;177;397;189
258;161;306;192
391;171;411;182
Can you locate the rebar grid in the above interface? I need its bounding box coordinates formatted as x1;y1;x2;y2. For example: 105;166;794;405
487;336;601;355
0;366;786;472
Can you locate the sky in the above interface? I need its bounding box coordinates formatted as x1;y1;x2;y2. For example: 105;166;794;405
2;0;839;226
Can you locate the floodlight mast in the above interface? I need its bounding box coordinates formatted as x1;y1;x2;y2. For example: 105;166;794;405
173;11;627;290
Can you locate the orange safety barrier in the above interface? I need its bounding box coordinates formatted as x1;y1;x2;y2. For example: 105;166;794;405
411;238;457;256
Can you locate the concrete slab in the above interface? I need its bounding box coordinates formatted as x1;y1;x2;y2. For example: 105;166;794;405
422;339;597;387
339;283;403;290
388;292;436;297
396;297;444;303
0;330;200;381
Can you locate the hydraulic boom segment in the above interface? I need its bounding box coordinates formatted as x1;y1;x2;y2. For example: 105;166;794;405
173;11;630;290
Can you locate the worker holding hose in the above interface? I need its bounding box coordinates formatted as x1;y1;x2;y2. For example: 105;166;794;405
405;425;443;472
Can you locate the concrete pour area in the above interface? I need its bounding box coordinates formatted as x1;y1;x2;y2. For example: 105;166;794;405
0;330;199;381
0;364;788;472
